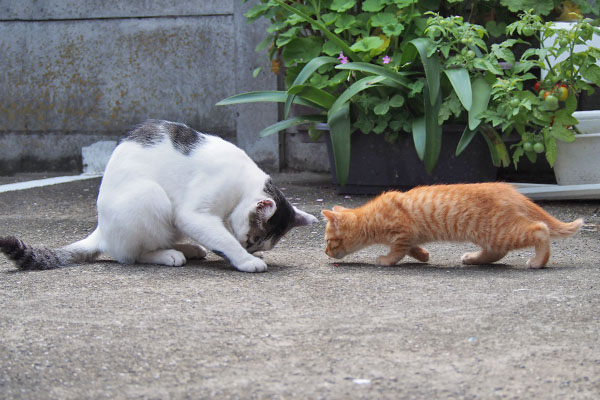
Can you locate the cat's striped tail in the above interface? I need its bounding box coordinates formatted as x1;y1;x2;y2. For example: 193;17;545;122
525;202;584;238
546;218;584;238
0;230;100;270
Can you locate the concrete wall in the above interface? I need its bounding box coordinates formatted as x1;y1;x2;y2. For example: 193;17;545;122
0;0;280;173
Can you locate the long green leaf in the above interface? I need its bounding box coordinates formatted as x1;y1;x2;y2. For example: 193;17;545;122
443;68;472;111
479;123;509;167
423;82;443;173
327;103;351;186
258;115;327;137
468;78;491;130
455;125;479;157
284;56;338;117
412;117;426;161
287;85;336;109
335;62;414;88
216;90;324;109
408;38;440;106
328;75;386;118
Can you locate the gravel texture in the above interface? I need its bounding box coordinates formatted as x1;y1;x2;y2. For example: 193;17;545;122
0;172;599;399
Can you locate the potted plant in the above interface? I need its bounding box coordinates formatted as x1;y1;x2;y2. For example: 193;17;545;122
476;11;600;185
218;1;599;191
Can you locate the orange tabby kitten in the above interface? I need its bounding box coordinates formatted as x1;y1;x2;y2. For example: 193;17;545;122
322;183;583;268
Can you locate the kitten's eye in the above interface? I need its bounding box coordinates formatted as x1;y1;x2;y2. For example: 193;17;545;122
253;236;261;243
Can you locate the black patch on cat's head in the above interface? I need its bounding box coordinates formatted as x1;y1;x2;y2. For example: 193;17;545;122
245;179;296;252
167;122;204;155
123;119;165;147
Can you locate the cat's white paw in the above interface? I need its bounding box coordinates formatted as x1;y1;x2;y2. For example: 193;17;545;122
236;257;267;273
139;249;187;267
174;243;207;259
161;250;187;267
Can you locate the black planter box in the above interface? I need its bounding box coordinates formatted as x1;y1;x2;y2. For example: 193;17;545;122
325;126;498;194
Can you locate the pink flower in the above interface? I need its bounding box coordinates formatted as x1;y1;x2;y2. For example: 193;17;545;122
382;55;391;64
337;51;349;64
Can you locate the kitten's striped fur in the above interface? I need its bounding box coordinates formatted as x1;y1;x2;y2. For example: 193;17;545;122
322;183;583;268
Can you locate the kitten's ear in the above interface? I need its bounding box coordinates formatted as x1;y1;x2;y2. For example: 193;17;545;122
332;205;347;212
292;207;318;227
256;199;277;221
321;210;339;227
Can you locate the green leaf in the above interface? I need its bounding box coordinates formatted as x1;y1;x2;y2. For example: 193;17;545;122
389;94;405;107
336;62;413;88
408;38;440;106
328;75;387;117
581;64;600;86
423;82;443;173
455;125;479;157
281;37;322;65
252;67;262;78
284;56;338;117
479;123;509;167
216;90;323;109
549;125;576;142
500;0;554;16
327;103;352;186
330;0;356;12
259;115;327;137
373;100;390;115
362;0;385;12
371;13;397;28
443;68;472;111
334;14;357;34
287;85;336;109
469;78;492;130
438;92;463;125
544;133;557;167
350;36;385;52
270;0;358;62
412;117;426;161
382;23;404;37
323;40;343;56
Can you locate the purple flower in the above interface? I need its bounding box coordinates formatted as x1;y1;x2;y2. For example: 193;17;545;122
337;51;349;64
382;55;391;64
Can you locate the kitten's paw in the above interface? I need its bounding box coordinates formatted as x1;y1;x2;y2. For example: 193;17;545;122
526;258;547;269
236;257;268;273
409;247;429;262
461;252;479;265
376;255;397;266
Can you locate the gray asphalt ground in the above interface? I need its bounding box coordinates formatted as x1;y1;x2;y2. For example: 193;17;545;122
0;172;599;399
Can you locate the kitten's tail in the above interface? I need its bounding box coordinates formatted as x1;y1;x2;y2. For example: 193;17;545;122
0;229;101;270
525;203;584;238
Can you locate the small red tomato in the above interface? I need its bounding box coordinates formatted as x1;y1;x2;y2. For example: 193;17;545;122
556;85;568;101
534;81;541;92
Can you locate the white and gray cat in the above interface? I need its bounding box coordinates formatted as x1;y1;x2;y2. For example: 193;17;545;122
0;119;317;272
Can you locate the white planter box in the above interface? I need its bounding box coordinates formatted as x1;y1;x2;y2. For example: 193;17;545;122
554;111;600;185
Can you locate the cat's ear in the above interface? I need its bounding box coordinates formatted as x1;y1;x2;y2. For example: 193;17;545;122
332;205;347;212
321;210;339;227
256;199;277;221
292;206;318;227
